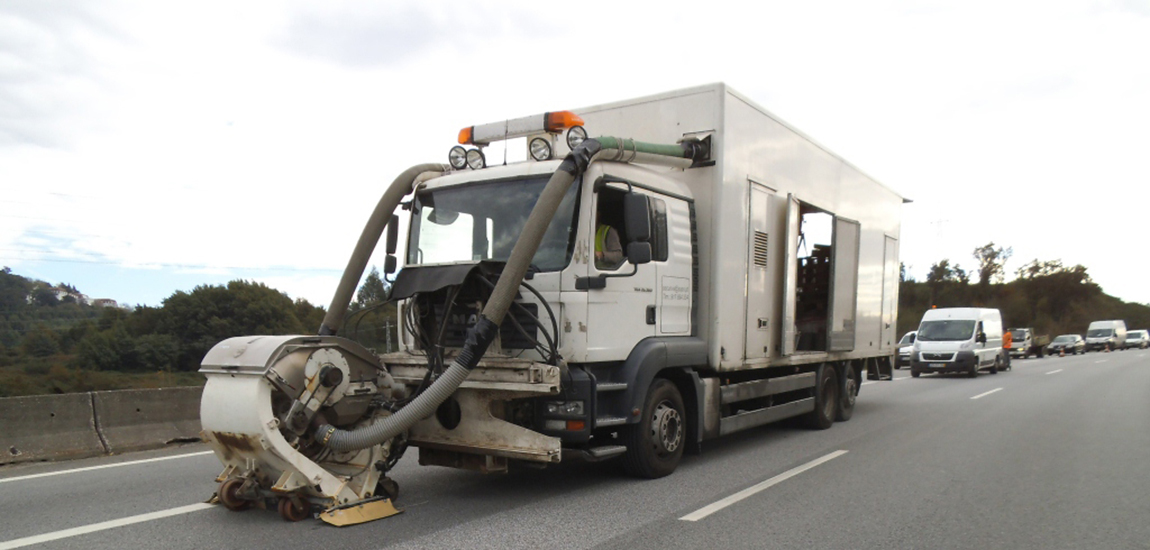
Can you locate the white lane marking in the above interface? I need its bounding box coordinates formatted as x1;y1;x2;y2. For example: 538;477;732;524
679;450;848;521
1045;369;1063;375
893;377;909;381
0;502;214;550
1094;360;1108;364
970;388;1003;400
0;451;213;485
861;381;876;386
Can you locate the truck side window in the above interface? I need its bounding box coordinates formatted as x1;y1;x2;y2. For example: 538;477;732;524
652;198;668;262
595;189;627;270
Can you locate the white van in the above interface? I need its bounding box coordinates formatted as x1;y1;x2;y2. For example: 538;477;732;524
910;308;1005;378
1085;320;1126;352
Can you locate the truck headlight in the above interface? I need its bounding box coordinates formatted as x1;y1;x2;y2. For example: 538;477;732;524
545;400;584;416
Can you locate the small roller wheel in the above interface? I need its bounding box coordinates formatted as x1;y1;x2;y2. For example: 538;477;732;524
218;478;251;512
376;478;399;501
278;497;310;522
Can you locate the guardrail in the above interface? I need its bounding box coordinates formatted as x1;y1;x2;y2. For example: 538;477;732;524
1;387;203;465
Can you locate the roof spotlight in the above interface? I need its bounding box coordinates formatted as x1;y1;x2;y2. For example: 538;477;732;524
529;137;552;161
566;125;588;150
448;146;468;170
465;148;486;170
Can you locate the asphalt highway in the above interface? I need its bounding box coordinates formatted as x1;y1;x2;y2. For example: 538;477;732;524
2;348;1148;549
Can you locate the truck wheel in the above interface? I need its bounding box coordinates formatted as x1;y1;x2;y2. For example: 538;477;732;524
621;378;685;479
967;360;978;378
805;366;838;430
911;368;921;378
989;357;999;374
836;364;857;422
1037;347;1045;358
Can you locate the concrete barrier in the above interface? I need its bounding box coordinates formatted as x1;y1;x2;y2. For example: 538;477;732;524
1;393;107;465
92;387;204;454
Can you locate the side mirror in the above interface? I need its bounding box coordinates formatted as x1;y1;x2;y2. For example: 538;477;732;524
977;332;987;344
627;242;652;265
624;193;651;243
385;215;399;255
383;214;400;275
623;192;652;265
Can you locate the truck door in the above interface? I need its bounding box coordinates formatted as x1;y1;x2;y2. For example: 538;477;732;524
655;195;692;337
880;235;899;348
780;193;800;356
584;183;658;362
828;217;860;351
745;183;775;359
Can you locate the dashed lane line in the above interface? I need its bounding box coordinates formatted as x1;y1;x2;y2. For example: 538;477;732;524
0;451;214;485
1045;369;1063;375
0;503;214;550
970;388;1003;400
679;450;848;521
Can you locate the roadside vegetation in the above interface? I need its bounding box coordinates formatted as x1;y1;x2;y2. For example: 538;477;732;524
4;242;1147;397
898;243;1150;337
0;267;394;397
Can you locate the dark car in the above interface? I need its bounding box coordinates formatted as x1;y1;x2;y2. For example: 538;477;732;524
1047;334;1085;356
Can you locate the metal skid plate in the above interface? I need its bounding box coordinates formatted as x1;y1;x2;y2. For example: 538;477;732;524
319;498;403;527
407;389;561;464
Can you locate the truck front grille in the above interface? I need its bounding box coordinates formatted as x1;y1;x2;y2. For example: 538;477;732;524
921;352;955;361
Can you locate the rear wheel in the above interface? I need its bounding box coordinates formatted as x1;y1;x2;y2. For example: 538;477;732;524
805;366;838;430
836;364;857;422
989;357;999;374
621;378;685;479
968;359;979;378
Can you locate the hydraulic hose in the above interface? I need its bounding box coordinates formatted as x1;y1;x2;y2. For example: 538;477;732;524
316;136;708;452
319;163;449;336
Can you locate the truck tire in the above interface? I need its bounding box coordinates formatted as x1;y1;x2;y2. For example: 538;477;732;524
911;368;921;378
967;360;978;378
620;378;685;479
805;366;838;430
836;364;857;422
1037;347;1045;358
989;357;999;374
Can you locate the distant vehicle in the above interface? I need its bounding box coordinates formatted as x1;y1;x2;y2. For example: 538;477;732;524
1124;330;1149;349
1047;334;1085;355
896;331;917;369
911;308;1005;378
1006;327;1049;359
1085;320;1126;352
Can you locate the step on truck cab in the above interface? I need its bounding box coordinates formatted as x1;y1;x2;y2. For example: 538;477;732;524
198;84;906;523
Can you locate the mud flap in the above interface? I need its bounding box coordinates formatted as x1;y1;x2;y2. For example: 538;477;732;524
319;497;403;526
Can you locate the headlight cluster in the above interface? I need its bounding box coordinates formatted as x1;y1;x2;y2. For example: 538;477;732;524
545;400;584;417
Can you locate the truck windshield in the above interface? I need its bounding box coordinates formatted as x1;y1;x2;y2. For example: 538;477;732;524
917;320;976;342
1086;329;1113;338
408;175;580;271
1009;329;1028;339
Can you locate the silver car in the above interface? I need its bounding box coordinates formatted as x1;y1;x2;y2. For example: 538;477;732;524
1125;330;1149;349
896;331;917;369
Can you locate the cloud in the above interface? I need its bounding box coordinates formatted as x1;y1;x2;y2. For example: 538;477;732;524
0;1;125;148
274;1;560;68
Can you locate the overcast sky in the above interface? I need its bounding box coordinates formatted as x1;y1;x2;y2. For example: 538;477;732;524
2;0;1149;309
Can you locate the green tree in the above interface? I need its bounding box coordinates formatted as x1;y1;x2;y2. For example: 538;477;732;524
973;242;1013;285
21;324;62;357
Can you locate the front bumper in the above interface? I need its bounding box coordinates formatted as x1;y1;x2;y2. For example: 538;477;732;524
911;350;978;373
1085;340;1114;351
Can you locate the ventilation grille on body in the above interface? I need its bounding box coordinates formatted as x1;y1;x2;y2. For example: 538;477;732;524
753;231;769;267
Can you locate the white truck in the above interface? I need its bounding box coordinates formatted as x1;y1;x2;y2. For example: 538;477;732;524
198;84;906;523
